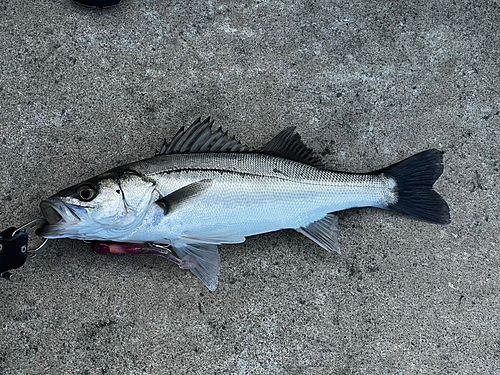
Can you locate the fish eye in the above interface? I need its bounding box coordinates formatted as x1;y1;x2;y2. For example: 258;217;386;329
77;185;97;201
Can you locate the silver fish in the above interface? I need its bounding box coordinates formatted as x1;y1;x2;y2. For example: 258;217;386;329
39;117;450;290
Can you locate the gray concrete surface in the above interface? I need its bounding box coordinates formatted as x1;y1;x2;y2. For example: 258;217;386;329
1;0;499;374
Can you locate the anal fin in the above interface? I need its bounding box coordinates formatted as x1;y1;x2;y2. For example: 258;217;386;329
295;213;340;253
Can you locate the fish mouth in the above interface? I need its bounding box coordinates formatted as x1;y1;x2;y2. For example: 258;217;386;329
38;198;81;237
40;201;64;225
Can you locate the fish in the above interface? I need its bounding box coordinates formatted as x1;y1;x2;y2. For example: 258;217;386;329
38;117;450;291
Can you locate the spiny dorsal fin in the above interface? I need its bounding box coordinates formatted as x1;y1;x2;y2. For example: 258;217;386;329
258;127;325;167
295;213;340;253
161;118;325;168
160;117;254;155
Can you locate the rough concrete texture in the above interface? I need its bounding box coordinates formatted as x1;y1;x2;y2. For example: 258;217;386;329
0;0;499;374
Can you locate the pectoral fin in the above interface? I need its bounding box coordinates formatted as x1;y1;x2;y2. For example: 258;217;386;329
172;240;220;291
295;213;340;253
156;179;212;215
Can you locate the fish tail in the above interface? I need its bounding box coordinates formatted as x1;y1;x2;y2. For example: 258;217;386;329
375;149;450;224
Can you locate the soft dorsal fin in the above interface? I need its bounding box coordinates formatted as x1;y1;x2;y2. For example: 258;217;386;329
159;117;254;155
259;127;325;167
295;213;340;253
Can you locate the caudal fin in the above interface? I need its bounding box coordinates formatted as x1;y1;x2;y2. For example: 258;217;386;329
375;149;450;224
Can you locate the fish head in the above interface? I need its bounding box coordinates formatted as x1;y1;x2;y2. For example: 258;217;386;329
38;169;157;240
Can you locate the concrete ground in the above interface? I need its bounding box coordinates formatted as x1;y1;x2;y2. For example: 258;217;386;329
1;0;499;374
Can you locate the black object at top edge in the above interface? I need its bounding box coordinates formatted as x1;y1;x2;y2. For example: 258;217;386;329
73;0;121;7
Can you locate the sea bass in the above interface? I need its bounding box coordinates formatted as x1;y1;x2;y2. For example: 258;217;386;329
39;117;450;290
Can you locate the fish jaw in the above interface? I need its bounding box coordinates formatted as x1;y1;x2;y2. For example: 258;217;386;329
38;197;87;238
38;196;126;241
38;193;159;242
38;196;130;241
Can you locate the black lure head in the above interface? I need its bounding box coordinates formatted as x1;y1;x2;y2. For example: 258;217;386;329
73;0;121;7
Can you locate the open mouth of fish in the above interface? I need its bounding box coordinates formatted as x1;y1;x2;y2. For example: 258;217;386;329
41;201;64;225
38;198;81;236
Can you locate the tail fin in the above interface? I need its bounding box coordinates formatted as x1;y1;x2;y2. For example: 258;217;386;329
375;149;450;224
